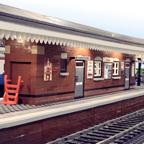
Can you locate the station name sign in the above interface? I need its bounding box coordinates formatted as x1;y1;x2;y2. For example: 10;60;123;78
76;56;90;60
70;56;90;60
103;57;113;62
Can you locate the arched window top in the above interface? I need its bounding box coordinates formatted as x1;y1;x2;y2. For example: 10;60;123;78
94;56;102;61
125;58;131;62
113;58;119;62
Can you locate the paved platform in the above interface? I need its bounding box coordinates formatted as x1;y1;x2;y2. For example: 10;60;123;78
0;85;144;130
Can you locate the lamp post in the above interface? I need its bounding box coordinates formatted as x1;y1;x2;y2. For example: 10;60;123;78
137;58;141;86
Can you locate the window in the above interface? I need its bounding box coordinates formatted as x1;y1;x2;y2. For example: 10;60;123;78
113;62;119;76
113;58;119;76
61;59;67;72
60;53;69;76
94;56;102;78
94;61;101;77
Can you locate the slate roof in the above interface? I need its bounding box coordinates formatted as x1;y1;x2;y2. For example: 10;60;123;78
0;3;144;47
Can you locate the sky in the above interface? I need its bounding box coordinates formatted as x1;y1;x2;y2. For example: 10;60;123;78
0;0;144;68
1;0;144;39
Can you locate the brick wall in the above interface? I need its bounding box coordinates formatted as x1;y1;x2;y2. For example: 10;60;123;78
0;95;144;144
5;39;38;96
5;39;135;105
0;121;43;144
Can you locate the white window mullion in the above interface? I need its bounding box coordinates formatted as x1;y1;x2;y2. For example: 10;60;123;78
113;61;119;76
94;61;101;77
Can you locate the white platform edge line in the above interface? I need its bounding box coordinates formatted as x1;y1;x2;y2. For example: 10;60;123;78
0;89;144;129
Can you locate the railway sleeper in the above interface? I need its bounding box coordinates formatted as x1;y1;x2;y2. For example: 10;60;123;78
87;132;110;138
99;128;120;133
137;128;144;132
122;119;143;123
112;124;132;128
121;121;143;124
140;126;144;129
97;129;117;134
114;121;138;125
66;140;90;144
116;134;137;143
114;139;125;144
93;130;114;136
74;137;99;144
119;136;129;141
104;126;126;131
133;129;142;133
129;132;139;136
81;135;105;141
104;126;125;131
123;134;134;139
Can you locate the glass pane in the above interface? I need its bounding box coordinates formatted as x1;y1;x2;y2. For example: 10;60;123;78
94;69;97;76
94;61;96;67
76;62;83;66
116;63;117;68
126;63;129;67
116;69;117;74
99;69;101;75
95;62;98;68
96;69;98;75
113;69;114;74
61;59;67;72
99;62;101;68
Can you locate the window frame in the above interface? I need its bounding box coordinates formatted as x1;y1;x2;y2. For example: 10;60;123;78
60;59;67;73
94;56;102;78
113;61;119;77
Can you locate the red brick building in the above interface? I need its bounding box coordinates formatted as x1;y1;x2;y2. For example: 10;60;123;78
0;3;143;105
1;4;144;144
5;39;136;105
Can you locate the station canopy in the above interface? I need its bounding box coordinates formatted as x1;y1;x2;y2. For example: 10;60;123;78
0;3;144;58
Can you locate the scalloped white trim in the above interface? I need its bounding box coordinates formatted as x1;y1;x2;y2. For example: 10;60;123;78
0;20;144;55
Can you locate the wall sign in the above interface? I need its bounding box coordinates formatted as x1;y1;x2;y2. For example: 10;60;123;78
103;57;113;62
0;47;5;58
76;82;83;85
0;38;5;47
132;64;134;77
87;60;93;79
75;56;90;60
44;58;52;81
121;62;124;77
104;63;112;79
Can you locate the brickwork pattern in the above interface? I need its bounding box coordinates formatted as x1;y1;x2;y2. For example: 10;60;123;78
0;95;144;144
5;39;135;105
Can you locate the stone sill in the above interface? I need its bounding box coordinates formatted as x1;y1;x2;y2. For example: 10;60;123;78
112;76;121;79
94;78;104;81
60;72;69;76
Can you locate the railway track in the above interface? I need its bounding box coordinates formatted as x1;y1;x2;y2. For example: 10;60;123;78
47;108;144;144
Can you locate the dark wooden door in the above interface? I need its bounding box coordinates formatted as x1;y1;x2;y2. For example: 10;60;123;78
11;62;31;94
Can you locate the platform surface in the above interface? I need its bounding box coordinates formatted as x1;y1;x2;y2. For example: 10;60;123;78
0;85;144;130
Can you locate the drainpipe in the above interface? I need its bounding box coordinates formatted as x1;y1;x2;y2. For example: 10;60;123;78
137;58;141;86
